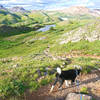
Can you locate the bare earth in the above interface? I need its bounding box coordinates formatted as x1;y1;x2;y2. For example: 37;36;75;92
25;70;100;100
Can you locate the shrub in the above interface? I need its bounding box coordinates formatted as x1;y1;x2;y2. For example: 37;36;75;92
33;73;39;79
29;81;39;91
0;79;27;98
80;87;88;94
40;79;48;86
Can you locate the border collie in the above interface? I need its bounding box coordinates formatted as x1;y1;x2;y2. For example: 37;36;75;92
50;66;82;93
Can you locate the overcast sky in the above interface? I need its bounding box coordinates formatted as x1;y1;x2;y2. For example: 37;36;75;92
0;0;100;10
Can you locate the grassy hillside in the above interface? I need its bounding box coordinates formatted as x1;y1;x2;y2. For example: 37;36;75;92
0;11;100;100
0;9;21;25
0;9;54;26
46;11;96;21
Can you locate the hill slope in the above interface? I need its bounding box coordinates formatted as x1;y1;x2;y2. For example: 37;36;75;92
0;9;21;24
46;6;100;20
59;19;100;44
0;6;100;100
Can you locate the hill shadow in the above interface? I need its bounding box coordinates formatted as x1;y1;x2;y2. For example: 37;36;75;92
0;25;41;37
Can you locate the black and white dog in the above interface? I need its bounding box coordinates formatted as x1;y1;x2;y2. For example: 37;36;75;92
50;66;82;93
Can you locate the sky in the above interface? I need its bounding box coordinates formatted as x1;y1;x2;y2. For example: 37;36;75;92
0;0;100;10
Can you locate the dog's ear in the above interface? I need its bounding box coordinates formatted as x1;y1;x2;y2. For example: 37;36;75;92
57;67;61;74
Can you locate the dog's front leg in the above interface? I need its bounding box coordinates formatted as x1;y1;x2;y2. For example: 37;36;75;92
50;85;55;93
58;79;64;90
50;77;58;93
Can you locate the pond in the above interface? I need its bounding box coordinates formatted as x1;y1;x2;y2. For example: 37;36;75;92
37;24;56;32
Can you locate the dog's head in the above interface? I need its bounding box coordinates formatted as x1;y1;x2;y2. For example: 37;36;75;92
57;67;61;75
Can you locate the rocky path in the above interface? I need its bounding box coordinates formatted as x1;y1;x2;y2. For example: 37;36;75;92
25;70;100;100
66;54;100;59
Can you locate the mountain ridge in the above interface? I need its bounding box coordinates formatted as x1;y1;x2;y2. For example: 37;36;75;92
0;4;7;10
9;6;29;13
46;6;100;18
57;6;100;17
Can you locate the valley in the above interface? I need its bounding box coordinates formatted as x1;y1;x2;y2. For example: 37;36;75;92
0;5;100;100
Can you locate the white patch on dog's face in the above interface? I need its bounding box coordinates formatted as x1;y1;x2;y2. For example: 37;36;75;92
57;67;61;74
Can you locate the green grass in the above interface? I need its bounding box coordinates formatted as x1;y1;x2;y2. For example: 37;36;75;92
0;17;100;99
50;40;100;56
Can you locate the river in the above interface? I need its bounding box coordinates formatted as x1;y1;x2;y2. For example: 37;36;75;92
37;24;56;32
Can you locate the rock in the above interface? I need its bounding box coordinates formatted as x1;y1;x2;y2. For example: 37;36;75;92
59;21;100;44
73;65;82;69
98;68;100;71
61;65;64;68
50;69;56;74
27;38;37;44
12;64;19;68
37;69;41;77
39;37;46;40
65;93;92;100
44;72;48;76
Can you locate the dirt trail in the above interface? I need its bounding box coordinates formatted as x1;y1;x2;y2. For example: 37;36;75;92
66;54;100;59
24;70;100;100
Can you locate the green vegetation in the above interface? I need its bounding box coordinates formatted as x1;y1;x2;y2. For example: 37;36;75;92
0;10;100;100
50;40;100;56
80;87;88;94
0;9;21;25
46;11;96;20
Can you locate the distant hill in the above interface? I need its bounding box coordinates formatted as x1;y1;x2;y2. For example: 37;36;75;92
0;5;31;25
0;5;54;25
0;4;7;10
9;6;29;13
28;10;54;23
59;6;100;17
46;6;100;21
0;5;100;25
61;6;89;14
93;9;100;15
0;9;21;25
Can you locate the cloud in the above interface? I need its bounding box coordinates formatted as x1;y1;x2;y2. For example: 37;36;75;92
77;0;89;3
0;0;24;5
0;0;99;9
87;2;95;6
